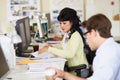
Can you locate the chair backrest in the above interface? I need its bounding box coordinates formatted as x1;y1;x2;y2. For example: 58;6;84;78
85;47;96;65
64;27;96;77
78;27;96;65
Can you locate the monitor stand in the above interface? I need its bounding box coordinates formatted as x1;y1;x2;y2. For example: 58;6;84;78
16;53;35;58
16;49;34;58
24;49;33;53
35;37;46;43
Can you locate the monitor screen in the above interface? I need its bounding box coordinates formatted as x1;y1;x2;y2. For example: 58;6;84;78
41;23;48;37
15;17;32;57
24;17;31;45
37;16;48;39
0;46;9;79
17;22;27;50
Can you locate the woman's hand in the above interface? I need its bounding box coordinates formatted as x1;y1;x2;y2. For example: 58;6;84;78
38;46;49;54
53;36;63;41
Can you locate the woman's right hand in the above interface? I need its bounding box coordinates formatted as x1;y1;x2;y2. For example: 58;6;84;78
38;46;49;54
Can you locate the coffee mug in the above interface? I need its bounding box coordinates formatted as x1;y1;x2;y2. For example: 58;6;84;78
33;45;39;52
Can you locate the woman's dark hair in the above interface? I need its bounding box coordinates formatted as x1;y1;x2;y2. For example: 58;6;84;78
57;7;84;40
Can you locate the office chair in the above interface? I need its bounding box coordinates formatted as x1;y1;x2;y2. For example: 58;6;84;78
64;50;96;78
64;28;96;78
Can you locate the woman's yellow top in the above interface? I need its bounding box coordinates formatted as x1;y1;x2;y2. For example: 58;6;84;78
48;31;88;68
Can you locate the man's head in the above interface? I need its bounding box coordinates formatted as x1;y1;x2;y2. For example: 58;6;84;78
82;14;112;50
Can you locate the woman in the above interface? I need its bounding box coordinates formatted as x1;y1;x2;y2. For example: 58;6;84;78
39;7;88;75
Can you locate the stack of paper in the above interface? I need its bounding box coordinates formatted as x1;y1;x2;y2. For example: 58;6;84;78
31;51;55;59
27;58;66;73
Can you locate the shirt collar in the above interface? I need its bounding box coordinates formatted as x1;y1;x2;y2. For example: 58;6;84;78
65;31;71;38
96;37;114;55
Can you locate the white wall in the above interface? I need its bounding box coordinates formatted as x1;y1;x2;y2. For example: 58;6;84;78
0;0;7;23
0;0;120;37
0;0;49;21
41;0;50;13
0;0;9;33
86;0;120;37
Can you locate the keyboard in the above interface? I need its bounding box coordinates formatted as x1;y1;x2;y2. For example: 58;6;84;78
16;53;35;58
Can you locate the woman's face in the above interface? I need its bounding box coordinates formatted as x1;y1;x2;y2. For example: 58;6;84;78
59;21;72;33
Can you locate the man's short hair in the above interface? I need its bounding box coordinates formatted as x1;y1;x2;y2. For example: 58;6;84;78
82;14;112;38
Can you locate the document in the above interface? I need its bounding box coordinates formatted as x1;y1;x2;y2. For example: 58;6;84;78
31;51;55;59
28;63;57;72
27;58;66;72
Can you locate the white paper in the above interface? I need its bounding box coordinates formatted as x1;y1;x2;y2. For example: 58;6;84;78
31;51;55;59
27;58;66;72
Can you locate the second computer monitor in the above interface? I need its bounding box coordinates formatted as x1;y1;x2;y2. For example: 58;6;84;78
15;17;31;56
0;46;9;79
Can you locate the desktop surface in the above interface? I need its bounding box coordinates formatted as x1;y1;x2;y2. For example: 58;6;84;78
2;57;65;80
3;64;45;80
0;37;64;80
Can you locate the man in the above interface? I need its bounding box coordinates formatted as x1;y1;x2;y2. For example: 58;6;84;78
53;14;120;80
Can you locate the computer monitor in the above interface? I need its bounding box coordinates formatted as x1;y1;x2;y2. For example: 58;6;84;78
37;16;48;39
36;16;56;42
15;17;32;57
24;17;31;45
41;23;48;38
0;46;9;79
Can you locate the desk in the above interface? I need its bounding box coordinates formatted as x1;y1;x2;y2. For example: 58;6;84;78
4;64;45;80
3;56;66;80
3;41;64;80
